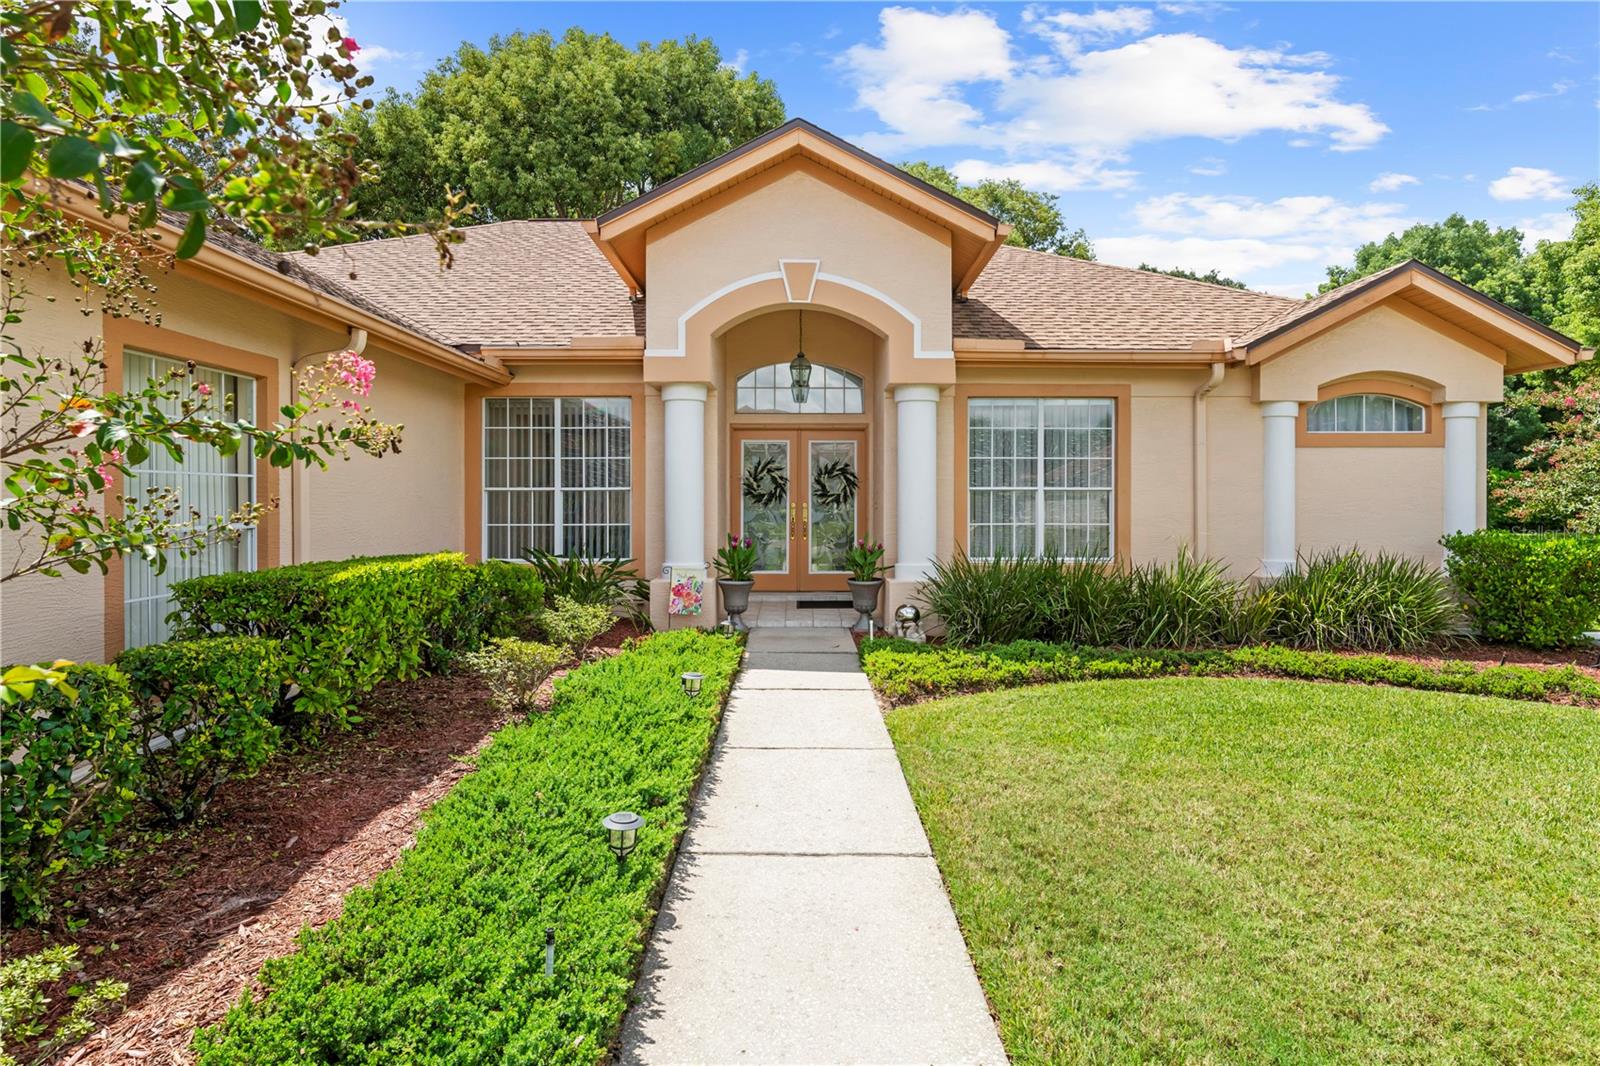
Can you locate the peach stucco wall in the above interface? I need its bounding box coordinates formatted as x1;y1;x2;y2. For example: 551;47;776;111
2;267;466;667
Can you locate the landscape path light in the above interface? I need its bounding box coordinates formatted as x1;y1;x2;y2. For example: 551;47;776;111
681;671;704;698
603;811;644;867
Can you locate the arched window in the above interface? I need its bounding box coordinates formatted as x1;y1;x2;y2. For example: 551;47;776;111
735;362;864;414
1306;393;1425;434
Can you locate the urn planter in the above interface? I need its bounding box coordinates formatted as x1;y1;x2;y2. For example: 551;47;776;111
717;579;755;631
847;578;884;633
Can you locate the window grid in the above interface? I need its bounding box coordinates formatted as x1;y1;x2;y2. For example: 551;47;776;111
1306;393;1425;433
968;398;1114;561
735;363;864;414
123;350;257;649
484;397;631;561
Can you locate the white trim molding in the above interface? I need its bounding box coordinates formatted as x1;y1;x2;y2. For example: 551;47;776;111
644;269;953;359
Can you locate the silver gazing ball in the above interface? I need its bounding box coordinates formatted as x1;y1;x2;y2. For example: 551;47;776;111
894;604;921;625
894;603;927;643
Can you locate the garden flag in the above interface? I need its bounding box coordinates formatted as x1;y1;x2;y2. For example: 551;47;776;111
669;565;706;616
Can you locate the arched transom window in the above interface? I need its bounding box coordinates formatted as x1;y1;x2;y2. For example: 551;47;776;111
736;363;864;414
1307;393;1426;434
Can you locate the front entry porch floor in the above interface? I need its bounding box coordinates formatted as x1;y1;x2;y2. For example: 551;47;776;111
743;591;860;629
617;628;1007;1064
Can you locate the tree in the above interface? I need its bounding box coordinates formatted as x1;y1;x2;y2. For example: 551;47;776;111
341;30;786;222
1494;379;1599;533
2;1;447;602
1138;264;1248;289
1321;213;1536;312
899;162;1094;259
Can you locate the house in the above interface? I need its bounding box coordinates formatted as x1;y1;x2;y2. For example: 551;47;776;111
3;119;1588;664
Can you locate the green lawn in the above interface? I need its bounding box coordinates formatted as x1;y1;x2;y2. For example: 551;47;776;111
887;678;1600;1065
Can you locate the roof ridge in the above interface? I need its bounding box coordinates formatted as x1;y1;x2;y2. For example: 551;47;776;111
994;243;1299;304
288;217;589;257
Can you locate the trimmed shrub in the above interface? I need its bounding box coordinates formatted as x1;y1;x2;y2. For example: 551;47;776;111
524;549;649;626
116;638;286;823
170;553;479;730
1;664;141;925
429;561;545;666
1263;549;1465;650
536;596;616;655
1442;531;1600;648
461;638;568;714
193;629;745;1064
0;945;128;1065
859;637;1600;707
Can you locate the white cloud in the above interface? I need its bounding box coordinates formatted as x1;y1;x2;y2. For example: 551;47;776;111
1488;166;1571;201
1189;156;1227;176
1518;210;1573;249
1511;80;1574;104
1096;192;1413;278
722;48;749;73
1368;171;1418;192
951;156;1138;191
352;44;424;69
840;7;1012;149
1023;5;1155;55
840;9;1388;164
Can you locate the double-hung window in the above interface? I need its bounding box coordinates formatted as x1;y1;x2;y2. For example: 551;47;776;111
484;397;632;560
968;397;1114;561
122;350;257;648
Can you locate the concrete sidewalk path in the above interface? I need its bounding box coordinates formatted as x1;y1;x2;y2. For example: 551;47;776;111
618;628;1007;1065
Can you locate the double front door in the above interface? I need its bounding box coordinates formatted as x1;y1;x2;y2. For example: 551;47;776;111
733;429;865;591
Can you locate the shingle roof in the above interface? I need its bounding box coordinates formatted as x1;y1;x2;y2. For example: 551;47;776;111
1233;259;1415;347
955;245;1298;351
290;220;642;348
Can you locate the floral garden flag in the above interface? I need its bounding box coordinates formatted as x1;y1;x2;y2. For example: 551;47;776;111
669;565;706;616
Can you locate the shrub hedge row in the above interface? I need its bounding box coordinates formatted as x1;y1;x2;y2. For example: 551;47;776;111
859;637;1600;707
1442;531;1600;648
192;629;745;1065
2;555;544;925
922;549;1464;651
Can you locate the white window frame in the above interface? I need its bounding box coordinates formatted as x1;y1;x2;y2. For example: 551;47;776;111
1306;393;1427;434
482;396;632;561
967;397;1116;562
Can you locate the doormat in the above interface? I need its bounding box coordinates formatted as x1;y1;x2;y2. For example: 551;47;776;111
796;599;853;609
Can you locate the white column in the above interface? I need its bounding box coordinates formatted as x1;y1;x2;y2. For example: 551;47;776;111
1260;400;1299;577
661;383;708;569
893;384;940;581
1442;401;1481;537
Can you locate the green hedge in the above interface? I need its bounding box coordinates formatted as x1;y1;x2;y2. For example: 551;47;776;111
171;553;537;729
116;638;286;823
192;629;745;1064
0;665;141;924
859;637;1600;707
1442;531;1600;648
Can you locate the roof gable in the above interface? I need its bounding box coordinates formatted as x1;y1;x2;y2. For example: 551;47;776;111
586;118;1010;297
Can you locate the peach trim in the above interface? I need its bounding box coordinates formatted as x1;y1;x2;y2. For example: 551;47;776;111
463;383;647;565
1296;378;1443;448
101;316;281;661
953;385;1132;564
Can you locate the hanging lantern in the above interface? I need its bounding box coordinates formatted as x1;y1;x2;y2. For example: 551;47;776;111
789;310;812;406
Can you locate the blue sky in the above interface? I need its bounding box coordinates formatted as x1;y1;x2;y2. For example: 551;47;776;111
336;2;1598;296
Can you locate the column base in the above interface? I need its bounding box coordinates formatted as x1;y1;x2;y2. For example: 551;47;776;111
884;577;934;638
1260;557;1296;578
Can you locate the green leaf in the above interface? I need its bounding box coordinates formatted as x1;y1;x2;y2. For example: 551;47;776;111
9;92;63;132
233;0;263;31
123;160;163;203
45;136;102;179
175;211;207;259
0;121;35;182
164;175;208;213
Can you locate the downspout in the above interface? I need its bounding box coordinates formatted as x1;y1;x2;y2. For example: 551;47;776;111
1191;359;1227;558
289;328;369;564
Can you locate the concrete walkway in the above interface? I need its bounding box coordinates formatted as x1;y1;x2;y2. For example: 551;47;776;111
618;628;1007;1065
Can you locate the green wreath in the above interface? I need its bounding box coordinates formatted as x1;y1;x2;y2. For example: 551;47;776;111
741;456;789;507
811;460;858;509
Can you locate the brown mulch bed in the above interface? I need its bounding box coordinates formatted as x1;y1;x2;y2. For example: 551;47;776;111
5;621;648;1066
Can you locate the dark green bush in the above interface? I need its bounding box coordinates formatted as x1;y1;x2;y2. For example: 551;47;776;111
425;561;546;670
170;553;479;730
193;629;744;1064
1263;548;1465;650
1;665;141;924
116;638;286;822
921;553;1058;646
1441;531;1600;648
524;549;649;626
1123;553;1245;648
858;637;1600;707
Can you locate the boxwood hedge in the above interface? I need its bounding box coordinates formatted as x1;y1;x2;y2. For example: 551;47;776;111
192;628;744;1065
1442;531;1600;648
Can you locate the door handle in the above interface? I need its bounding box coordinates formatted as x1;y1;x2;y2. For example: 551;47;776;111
800;501;809;539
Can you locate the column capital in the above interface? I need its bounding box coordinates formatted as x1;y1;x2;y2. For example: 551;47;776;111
1259;400;1300;420
892;384;942;405
1440;401;1482;420
660;382;709;404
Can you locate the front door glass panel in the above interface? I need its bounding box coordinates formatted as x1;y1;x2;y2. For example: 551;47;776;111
808;439;858;574
740;439;790;573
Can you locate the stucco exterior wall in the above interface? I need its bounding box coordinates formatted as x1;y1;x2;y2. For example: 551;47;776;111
644;161;954;356
1296;448;1446;563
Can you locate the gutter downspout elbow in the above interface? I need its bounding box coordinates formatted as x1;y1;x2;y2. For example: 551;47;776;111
290;328;369;564
1192;360;1227;558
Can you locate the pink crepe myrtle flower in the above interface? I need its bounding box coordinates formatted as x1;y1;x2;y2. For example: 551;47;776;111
196;382;212;397
95;447;125;482
342;37;360;54
334;351;377;397
68;409;103;437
